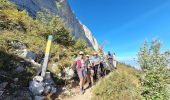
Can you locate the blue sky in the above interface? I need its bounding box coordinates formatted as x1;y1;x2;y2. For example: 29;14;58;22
68;0;170;68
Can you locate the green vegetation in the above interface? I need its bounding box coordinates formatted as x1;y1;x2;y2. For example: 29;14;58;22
0;0;94;85
1;0;170;99
93;40;170;100
138;40;170;100
92;62;142;100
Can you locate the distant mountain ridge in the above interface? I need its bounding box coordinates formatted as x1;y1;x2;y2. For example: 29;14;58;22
10;0;99;50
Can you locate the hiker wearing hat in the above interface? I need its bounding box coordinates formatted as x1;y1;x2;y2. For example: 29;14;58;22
85;54;94;87
72;51;86;94
92;52;101;81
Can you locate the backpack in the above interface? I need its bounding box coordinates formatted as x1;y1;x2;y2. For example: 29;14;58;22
108;54;113;59
76;59;82;72
85;59;92;67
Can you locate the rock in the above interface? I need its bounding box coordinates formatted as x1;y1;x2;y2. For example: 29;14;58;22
26;51;36;60
43;72;57;95
11;0;99;50
8;40;37;62
33;76;43;82
15;66;24;73
44;72;55;85
64;67;74;79
30;74;56;96
14;78;19;82
0;82;8;91
51;63;58;73
26;59;41;67
34;96;44;100
19;49;27;58
18;49;37;61
43;85;51;95
51;87;57;94
29;81;44;95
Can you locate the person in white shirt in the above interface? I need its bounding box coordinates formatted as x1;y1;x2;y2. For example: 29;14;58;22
113;52;117;69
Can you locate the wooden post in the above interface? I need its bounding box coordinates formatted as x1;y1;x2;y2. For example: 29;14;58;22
41;35;53;77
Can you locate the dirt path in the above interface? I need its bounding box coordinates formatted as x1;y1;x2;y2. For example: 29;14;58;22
64;84;94;100
64;73;113;100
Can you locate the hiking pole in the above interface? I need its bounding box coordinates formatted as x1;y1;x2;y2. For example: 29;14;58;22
41;35;53;78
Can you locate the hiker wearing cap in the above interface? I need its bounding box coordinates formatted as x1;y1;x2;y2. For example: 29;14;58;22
92;52;101;81
72;51;86;94
85;55;94;87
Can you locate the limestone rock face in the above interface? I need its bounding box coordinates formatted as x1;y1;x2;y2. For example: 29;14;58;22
10;0;99;50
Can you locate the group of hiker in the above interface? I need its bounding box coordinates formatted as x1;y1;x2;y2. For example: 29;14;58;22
71;51;116;94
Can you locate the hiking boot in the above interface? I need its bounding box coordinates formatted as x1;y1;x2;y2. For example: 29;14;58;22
80;88;85;95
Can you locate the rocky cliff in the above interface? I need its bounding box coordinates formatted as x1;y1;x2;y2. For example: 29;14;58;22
10;0;99;50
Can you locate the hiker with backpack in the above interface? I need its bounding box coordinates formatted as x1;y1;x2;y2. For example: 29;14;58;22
92;52;101;81
71;51;86;94
85;55;94;87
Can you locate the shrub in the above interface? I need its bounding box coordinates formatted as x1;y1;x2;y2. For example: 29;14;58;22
36;10;76;46
138;39;170;100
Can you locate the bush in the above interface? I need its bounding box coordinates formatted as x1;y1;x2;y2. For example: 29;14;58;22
138;40;170;100
74;39;87;50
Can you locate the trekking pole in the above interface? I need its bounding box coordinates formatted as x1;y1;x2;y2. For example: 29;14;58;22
41;35;53;78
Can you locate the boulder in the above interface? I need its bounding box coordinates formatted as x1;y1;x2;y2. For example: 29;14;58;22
44;72;55;85
26;51;36;60
63;67;74;79
29;81;44;96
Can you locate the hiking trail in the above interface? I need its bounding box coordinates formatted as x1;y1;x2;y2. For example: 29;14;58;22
64;84;93;100
63;73;112;100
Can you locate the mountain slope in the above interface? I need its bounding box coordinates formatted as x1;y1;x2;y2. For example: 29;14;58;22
10;0;99;50
92;63;142;100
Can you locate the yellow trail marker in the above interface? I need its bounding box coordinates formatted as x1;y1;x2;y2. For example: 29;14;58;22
41;35;53;77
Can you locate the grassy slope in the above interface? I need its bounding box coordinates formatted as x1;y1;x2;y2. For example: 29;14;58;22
92;63;142;100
